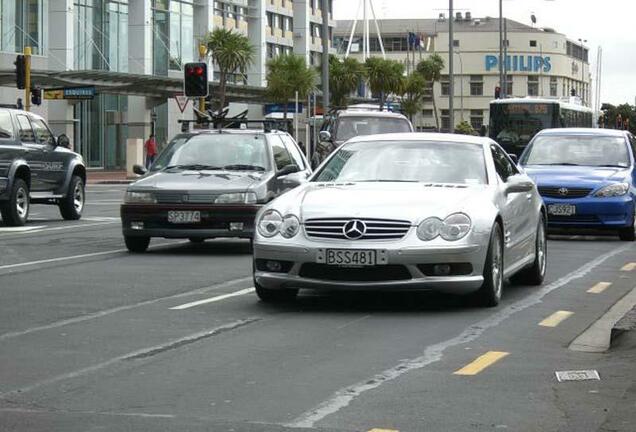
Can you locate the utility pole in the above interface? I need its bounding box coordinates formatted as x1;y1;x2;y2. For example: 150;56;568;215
448;0;454;133
499;0;504;98
24;47;32;112
198;44;207;113
321;0;330;114
503;18;508;98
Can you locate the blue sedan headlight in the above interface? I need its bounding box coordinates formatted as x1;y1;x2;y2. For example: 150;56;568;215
594;183;629;197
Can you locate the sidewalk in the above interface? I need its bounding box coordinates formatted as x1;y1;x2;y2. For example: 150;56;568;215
86;170;135;185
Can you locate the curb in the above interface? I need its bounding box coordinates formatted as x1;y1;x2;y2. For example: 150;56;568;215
610;305;636;344
88;180;134;185
569;287;636;353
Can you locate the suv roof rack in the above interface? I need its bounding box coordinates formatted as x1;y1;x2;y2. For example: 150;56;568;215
178;118;293;134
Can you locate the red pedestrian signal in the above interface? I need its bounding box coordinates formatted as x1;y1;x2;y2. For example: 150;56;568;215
184;62;209;97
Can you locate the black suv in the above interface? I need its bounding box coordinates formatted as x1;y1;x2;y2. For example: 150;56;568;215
0;108;86;226
121;127;311;252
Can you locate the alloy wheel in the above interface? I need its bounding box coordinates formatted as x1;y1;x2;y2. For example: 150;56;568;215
16;187;28;219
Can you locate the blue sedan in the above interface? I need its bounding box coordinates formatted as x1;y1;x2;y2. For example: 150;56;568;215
520;128;635;241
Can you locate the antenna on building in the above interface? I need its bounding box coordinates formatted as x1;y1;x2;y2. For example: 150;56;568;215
345;0;386;61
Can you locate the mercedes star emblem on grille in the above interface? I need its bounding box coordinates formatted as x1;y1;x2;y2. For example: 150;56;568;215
558;187;569;196
343;220;366;240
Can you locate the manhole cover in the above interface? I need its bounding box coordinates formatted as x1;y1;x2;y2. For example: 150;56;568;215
555;370;600;382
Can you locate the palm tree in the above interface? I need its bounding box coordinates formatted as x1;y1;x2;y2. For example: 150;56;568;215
416;54;445;131
266;54;317;119
400;73;427;122
329;56;365;109
204;28;255;112
365;58;405;110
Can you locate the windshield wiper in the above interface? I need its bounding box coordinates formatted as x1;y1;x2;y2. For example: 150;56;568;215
222;164;266;171
535;163;581;166
356;179;419;183
593;164;629;168
164;164;222;171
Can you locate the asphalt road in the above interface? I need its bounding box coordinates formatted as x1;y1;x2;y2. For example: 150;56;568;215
0;184;635;432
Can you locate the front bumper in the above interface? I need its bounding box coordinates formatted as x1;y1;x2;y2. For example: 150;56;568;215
121;204;261;239
253;241;487;294
543;196;634;229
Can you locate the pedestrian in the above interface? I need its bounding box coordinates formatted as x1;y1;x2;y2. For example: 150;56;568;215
144;134;158;168
479;125;487;137
616;114;623;130
624;117;630;131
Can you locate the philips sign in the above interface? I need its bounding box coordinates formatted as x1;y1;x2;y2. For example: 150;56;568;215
485;55;552;73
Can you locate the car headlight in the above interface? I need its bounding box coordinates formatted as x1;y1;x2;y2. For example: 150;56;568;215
417;217;443;241
594;183;629;197
124;191;156;204
280;215;300;238
440;213;472;241
257;210;283;237
215;192;257;204
417;213;472;241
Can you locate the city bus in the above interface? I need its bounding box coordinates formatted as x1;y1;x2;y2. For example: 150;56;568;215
489;98;594;155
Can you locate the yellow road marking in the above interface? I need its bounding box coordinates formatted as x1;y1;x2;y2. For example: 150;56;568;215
621;263;636;272
368;429;399;432
539;310;574;327
453;351;509;376
587;282;612;294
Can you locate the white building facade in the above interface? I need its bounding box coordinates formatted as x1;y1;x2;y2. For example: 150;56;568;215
335;14;591;132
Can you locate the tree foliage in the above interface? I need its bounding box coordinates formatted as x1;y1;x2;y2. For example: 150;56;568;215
416;54;445;131
455;120;477;136
330;56;365;109
600;103;636;133
365;57;405;109
400;73;427;121
204;28;255;111
266;54;317;118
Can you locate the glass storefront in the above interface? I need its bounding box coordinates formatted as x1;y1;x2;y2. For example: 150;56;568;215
0;0;46;55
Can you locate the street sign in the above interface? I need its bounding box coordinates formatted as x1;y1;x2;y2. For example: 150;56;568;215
44;86;96;100
174;93;190;113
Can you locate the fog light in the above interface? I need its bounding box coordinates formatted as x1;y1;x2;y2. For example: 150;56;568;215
229;222;244;231
131;221;144;230
265;260;282;272
433;264;452;276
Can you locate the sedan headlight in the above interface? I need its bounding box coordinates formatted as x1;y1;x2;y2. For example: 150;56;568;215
594;183;629;197
417;213;472;241
280;215;300;238
124;191;156;204
215;192;257;204
257;210;283;237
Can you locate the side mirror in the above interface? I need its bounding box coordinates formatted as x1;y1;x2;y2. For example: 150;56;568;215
319;130;332;142
57;134;70;149
506;175;534;194
133;164;148;176
507;153;518;164
277;164;300;177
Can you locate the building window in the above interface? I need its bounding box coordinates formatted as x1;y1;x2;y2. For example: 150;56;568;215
529;40;537;47
422;109;433;117
169;1;194;70
550;77;558;97
470;110;483;130
441;109;450;131
527;76;539;96
470;75;483;96
441;75;449;96
505;77;513;97
453;39;459;47
1;0;46;55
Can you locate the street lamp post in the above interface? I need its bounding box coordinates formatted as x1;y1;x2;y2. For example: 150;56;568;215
499;0;504;98
578;38;587;104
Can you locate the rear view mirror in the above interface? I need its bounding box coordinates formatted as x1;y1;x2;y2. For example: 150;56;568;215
506;175;534;194
133;164;148;176
57;134;70;148
277;164;300;177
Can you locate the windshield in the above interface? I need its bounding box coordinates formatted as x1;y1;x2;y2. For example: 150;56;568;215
521;135;630;167
151;133;269;172
489;103;556;148
335;116;412;142
313;141;487;184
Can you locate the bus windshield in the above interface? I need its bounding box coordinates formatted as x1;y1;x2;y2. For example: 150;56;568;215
489;103;556;151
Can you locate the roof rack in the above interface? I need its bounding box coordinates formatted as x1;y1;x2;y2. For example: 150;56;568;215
178;117;293;134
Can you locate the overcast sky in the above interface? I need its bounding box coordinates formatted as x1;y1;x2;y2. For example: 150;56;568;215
333;0;635;107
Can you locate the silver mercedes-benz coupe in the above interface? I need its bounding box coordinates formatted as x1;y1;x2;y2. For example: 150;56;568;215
253;133;547;307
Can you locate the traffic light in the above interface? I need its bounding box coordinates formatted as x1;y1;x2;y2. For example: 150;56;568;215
14;55;26;89
184;62;208;97
31;87;42;106
494;86;501;99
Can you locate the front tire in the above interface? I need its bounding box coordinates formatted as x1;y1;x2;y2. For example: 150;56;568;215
511;215;547;285
1;178;30;226
124;236;150;253
254;281;298;303
618;216;635;241
59;175;85;220
475;223;504;307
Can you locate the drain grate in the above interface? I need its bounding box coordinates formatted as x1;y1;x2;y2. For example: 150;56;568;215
555;370;600;382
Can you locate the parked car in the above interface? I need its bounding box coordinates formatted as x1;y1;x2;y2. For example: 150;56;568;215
312;109;414;167
520;128;636;241
253;133;546;306
0;108;85;226
121;127;311;252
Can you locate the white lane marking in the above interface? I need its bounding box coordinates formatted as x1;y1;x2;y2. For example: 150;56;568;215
0;221;118;237
286;244;632;428
337;315;372;330
0;277;252;341
0;318;259;399
0;407;176;419
0;241;183;272
0;226;45;233
170;288;255;310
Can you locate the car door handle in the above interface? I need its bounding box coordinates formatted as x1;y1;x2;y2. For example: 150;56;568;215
526;193;532;200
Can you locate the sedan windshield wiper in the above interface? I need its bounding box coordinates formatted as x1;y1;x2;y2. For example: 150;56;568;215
593;164;629;168
356;179;419;183
223;164;266;171
164;164;222;171
535;163;581;166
